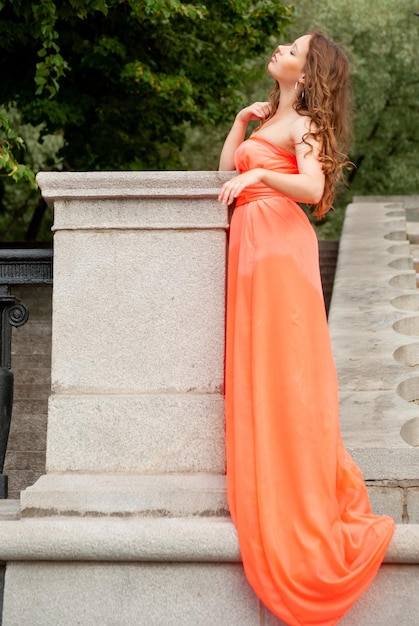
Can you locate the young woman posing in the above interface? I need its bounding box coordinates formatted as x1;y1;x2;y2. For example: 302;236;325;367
218;31;395;626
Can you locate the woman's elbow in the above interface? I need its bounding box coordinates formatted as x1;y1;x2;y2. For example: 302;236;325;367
310;190;324;204
308;181;325;204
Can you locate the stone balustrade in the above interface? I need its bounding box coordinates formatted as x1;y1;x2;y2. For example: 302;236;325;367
329;197;419;525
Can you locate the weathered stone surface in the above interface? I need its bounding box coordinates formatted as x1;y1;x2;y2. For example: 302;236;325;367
0;501;20;521
46;393;225;473
0;516;418;564
367;485;404;522
0;516;241;562
406;487;419;523
5;562;419;625
2;562;259;626
37;170;234;204
38;173;229;476
10;321;52;354
4;285;51;498
51;229;226;394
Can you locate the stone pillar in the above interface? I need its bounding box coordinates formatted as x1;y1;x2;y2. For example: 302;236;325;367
3;172;271;626
21;171;231;516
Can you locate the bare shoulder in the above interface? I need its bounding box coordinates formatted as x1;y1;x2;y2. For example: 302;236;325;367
290;113;316;140
290;114;320;154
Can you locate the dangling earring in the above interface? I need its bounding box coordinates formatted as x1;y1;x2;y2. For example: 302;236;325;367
294;81;305;101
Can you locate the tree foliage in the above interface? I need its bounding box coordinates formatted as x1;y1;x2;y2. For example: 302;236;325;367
0;106;63;240
0;0;292;174
0;0;293;240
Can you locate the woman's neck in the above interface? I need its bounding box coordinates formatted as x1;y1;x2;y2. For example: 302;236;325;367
275;86;298;115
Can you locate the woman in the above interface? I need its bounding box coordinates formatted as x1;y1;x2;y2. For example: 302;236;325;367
218;31;395;626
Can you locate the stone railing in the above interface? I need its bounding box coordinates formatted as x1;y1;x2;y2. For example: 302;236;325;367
329;196;419;525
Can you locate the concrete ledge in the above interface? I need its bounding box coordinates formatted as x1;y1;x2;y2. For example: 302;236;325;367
0;515;416;564
51;198;230;230
36;170;235;204
349;447;419;481
353;195;419;208
20;473;228;518
0;516;240;562
385;524;419;563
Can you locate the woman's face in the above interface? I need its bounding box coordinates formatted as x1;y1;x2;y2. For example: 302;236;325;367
268;34;311;85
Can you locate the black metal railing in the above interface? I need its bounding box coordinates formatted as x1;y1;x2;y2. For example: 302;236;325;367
0;245;53;497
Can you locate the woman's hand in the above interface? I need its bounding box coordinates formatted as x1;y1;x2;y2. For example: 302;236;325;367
236;102;272;124
218;169;264;205
218;102;271;171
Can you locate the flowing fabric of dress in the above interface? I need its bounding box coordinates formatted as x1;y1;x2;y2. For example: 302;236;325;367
225;135;395;626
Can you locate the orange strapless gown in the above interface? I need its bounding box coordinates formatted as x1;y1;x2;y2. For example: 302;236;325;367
225;136;395;626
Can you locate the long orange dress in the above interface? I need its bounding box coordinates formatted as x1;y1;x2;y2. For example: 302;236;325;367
225;135;395;626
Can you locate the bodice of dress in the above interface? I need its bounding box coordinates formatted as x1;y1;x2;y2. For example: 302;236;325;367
234;135;299;206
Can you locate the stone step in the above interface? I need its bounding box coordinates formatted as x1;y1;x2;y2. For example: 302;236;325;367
9;399;48;418
5;284;52;498
13;383;51;400
0;501;20;521
11;354;51;369
11;328;52;354
0;514;418;625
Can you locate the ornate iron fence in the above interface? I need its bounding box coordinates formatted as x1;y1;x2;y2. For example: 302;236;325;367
0;246;53;497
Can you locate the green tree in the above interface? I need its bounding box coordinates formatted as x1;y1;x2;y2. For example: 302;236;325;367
0;0;292;172
0;0;292;240
0;106;63;241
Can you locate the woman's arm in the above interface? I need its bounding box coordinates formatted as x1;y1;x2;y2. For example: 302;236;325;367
218;102;272;171
218;116;325;204
261;136;324;203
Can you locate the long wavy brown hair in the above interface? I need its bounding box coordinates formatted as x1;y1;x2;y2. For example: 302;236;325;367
263;31;352;219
